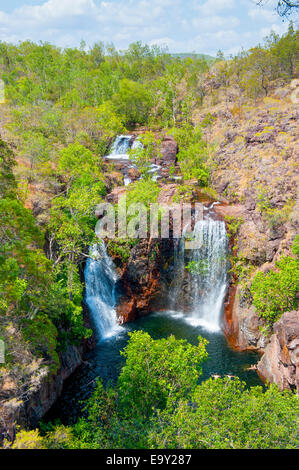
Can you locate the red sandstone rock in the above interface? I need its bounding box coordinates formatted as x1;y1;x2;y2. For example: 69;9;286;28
117;298;136;324
224;285;267;351
257;310;299;391
160;135;178;165
105;186;127;204
157;184;178;204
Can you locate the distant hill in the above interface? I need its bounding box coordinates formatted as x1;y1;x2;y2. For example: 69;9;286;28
171;52;215;62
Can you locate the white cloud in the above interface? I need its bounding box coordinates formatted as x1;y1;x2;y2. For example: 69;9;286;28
194;0;235;16
259;22;289;38
248;6;277;22
192;15;240;31
0;0;290;55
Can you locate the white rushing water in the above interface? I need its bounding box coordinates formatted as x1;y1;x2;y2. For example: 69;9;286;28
84;243;122;340
171;218;228;333
106;135;160;184
84;217;227;339
106;135;131;160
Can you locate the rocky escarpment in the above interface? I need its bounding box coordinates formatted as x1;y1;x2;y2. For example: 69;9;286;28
257;310;299;391
198;83;298;352
0;344;83;443
217;199;298;352
196;84;299;391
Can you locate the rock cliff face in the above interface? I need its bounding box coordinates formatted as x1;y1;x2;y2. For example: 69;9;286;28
223;285;267;351
0;344;82;443
116;237;175;323
112;184;180;321
160;135;178;166
257;311;299;391
199;86;299;359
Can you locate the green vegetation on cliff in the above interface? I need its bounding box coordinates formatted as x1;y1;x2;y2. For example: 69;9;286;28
251;237;299;327
0;139;91;379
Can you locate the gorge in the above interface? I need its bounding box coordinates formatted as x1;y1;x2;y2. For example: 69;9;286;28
0;33;298;448
45;136;263;425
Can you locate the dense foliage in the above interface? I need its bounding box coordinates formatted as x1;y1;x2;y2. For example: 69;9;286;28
0;140;92;382
251;237;299;327
10;331;299;449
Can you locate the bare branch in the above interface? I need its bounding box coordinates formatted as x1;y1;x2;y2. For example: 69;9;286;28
257;0;299;17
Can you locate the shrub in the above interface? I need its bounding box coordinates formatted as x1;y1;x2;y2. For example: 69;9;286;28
251;252;299;326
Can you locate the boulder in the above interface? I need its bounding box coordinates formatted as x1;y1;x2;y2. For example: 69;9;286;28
224;285;267;351
127;167;140;180
160;135;178;165
257;310;299;391
105;186;127;204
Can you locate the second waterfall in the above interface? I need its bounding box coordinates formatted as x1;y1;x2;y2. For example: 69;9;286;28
171;216;228;333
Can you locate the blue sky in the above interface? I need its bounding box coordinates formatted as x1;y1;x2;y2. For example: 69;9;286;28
0;0;292;55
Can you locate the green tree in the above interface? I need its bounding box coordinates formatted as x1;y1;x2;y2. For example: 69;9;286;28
168;123;210;185
149;378;298;449
118;331;208;418
112;79;153;126
251;250;299;326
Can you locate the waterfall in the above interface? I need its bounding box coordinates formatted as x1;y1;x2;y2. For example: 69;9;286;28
106;135;131;160
188;219;228;332
171;217;228;333
106;135;160;183
170;224;188;310
84;243;122;340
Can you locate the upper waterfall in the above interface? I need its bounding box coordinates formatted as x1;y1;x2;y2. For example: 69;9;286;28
106;135;132;160
105;135;161;184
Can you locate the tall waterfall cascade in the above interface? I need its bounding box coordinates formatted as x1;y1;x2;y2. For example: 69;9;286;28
171;217;228;333
84;243;122;340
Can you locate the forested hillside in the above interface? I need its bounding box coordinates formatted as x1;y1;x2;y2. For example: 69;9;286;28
0;23;298;448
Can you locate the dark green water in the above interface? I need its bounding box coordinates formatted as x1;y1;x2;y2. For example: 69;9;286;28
46;309;262;425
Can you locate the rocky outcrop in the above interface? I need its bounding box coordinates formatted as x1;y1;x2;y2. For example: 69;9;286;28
132;130;178;166
257;311;299;391
223;285;267;351
209;91;299;355
105;186;127;204
160;135;178;166
157;183;178;204
127;167;140;181
221;199;297;352
116;237;174;322
0;344;83;443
